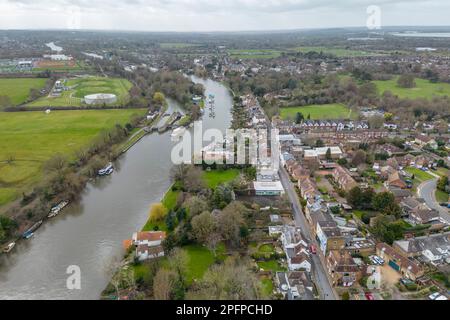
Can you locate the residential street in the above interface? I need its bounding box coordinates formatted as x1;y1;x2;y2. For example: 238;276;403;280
279;167;337;300
417;178;450;223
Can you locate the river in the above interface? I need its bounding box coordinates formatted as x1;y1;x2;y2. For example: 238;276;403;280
0;76;233;300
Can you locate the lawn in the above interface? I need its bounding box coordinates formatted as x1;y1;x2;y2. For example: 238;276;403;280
260;277;274;296
26;77;133;108
0;109;146;207
373;77;450;100
228;49;282;59
0;78;47;105
184;243;226;283
257;260;286;272
162;188;180;211
202;169;240;189
280;103;356;120
436;189;449;203
405;167;434;183
258;244;275;253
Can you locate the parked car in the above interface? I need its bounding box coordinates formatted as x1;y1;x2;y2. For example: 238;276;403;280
428;292;441;300
365;293;375;300
310;244;317;254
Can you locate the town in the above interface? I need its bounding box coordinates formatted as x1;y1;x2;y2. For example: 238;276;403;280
0;4;449;303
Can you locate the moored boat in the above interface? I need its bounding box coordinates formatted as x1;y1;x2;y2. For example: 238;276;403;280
98;163;114;176
48;200;69;218
22;220;43;239
2;242;15;253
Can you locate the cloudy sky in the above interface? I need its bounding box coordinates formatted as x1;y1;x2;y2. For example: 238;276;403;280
0;0;449;32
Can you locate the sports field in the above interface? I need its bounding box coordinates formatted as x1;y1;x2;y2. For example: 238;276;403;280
26;77;133;108
280;103;356;120
290;46;377;57
373;77;450;99
0;109;145;207
228;49;282;59
0;78;47;106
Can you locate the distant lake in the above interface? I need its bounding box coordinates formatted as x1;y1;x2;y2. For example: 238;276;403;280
46;42;63;52
391;32;450;38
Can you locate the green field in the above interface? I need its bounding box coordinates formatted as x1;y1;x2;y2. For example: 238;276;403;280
184;243;226;283
228;49;282;59
26;77;133;108
405;167;434;183
280;103;356;120
290;46;378;57
0;78;47;105
373;77;450;100
0;109;145;207
202;169;240;189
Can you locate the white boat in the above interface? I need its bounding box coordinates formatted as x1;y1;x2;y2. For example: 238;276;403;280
2;242;15;253
171;127;186;140
48;200;69;218
98;163;114;176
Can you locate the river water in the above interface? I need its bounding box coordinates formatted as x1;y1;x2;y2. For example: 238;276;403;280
0;76;232;300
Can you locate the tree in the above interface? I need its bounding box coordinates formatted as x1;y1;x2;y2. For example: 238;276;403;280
397;74;416;88
437;176;449;192
184;166;205;192
368;115;384;129
153;92;166;106
315;139;324;148
191;211;216;244
352;150;367;166
217;202;246;247
168;248;189;294
295;112;304;124
44;153;68;173
212;184;234;209
149;203;168;223
325;148;332;161
186;257;261;300
184;196;209;217
153;269;176;300
372;192;396;212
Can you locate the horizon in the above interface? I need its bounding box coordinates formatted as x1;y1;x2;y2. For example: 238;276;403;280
1;0;450;32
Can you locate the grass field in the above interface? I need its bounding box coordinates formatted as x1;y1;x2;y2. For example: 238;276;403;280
290;46;378;57
0;109;145;207
26;77;133;108
373;77;450;100
0;78;47;105
202;169;240;189
228;49;282;59
280;103;356;120
257;260;286;272
184;243;226;284
405;167;434;183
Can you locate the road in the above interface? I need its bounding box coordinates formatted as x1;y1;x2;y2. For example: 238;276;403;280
417;178;450;224
279;167;337;300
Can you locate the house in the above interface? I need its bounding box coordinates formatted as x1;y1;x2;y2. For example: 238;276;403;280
409;207;440;225
316;221;345;254
415;135;438;150
393;232;450;265
276;271;314;300
281;226;311;272
326;250;362;287
400;197;424;215
376;243;424;280
298;176;318;200
127;231;167;261
253;181;285;196
332;165;358;192
386;171;407;189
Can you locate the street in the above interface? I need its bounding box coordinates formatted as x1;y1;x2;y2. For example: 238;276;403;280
417;178;450;224
279;167;337;300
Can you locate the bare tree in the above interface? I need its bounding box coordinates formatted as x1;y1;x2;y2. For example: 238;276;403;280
153;269;176;300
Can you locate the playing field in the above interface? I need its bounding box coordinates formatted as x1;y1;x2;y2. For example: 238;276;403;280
26;77;133;108
373;77;450;99
228;49;282;59
290;46;379;57
280;103;356;120
0;78;47;106
0;109;145;207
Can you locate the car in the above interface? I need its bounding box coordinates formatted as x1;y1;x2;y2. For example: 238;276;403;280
428;292;441;300
435;295;448;301
365;293;375;300
309;244;317;254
